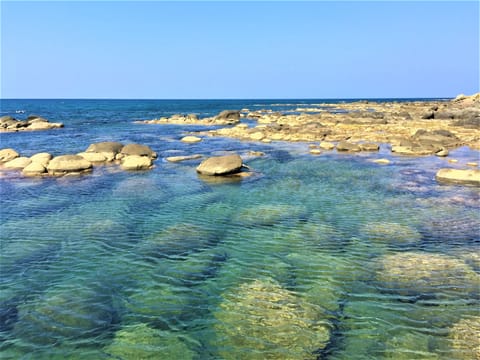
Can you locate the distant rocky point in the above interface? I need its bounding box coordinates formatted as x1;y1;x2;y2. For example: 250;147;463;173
138;110;241;126
0;115;64;132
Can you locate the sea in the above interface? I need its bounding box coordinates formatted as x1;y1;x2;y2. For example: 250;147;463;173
0;99;479;359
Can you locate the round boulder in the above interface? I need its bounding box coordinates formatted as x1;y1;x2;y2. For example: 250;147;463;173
181;136;202;143
121;144;157;158
22;162;47;176
196;154;243;176
47;155;93;175
3;157;32;169
30;152;52;166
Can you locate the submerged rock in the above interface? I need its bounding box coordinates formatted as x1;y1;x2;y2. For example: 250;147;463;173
234;204;307;226
213;278;331;359
448;316;480;360
436;169;480;186
104;323;194;360
376;252;480;298
196;154;243;176
361;222;422;246
14;284;118;345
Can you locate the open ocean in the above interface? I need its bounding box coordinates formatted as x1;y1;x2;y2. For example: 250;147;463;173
0;99;479;359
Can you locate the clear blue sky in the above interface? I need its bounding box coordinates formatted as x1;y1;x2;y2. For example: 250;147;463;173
1;1;479;99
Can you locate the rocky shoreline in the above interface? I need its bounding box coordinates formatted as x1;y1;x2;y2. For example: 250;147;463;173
1;115;64;132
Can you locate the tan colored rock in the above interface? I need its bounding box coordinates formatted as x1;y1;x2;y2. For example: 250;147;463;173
47;155;93;175
77;152;108;163
360;142;380;151
310;149;322;155
30;152;52;166
22;162;47;176
467;162;478;167
196;154;243;176
121;144;157;158
180;136;202;143
120;155;153;170
0;148;19;163
4;157;32;169
436;168;480;186
166;154;202;162
319;141;335;150
435;148;449;157
373;158;391;165
337;141;361;152
249;132;265;141
28;121;63;130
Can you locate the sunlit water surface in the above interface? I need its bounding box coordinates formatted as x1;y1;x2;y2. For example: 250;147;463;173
0;99;479;359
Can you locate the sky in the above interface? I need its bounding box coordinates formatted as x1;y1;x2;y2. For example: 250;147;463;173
1;1;479;99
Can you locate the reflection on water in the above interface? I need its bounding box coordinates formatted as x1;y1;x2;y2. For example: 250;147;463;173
0;99;479;359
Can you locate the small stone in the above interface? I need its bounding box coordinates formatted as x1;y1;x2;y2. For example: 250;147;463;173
166;154;203;162
448;159;459;163
436;168;480;186
319;141;335;150
467;162;478;167
360;143;380;151
373;159;390;165
181;136;202;143
435;148;449;157
310;149;322;155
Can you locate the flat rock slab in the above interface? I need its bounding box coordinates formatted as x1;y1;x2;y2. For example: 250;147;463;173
436;168;480;186
181;136;202;143
196;154;243;176
166;154;203;162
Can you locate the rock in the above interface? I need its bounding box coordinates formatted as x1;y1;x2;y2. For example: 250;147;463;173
104;323;194;360
436;168;480;186
373;158;390;165
249;131;265;141
166;154;203;162
180;136;202;143
360;142;380;151
310;149;322;155
196;154;243;176
22;162;47;176
421;111;435;119
28;121;63;131
86;141;123;153
3;157;32;169
376;252;479;298
467;162;478;167
47;155;93;175
215;110;241;122
391;145;434;156
121;144;157;158
120;155;153;170
30;152;52;166
448;316;480;360
0;148;19;163
435;148;449;157
77;152;108;163
319;141;335;150
336;140;361;152
361;222;422;246
213;278;330;359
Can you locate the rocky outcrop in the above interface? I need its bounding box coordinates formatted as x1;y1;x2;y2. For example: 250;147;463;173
436;168;480;186
139;110;241;126
0;115;63;132
46;155;93;175
196;154;243;176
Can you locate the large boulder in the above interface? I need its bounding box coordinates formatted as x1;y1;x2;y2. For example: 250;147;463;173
120;144;157;158
22;162;47;177
120;155;153;170
436;168;480;186
47;155;93;175
30;152;52;166
196;154;243;176
0;148;19;163
85;141;124;162
3;157;32;169
215;110;241;122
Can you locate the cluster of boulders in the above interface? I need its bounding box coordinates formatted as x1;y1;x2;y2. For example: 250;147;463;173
138;110;241;126
0;142;157;177
1;115;63;132
193;93;480;152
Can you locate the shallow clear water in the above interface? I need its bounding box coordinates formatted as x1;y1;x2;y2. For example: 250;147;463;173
0;99;479;359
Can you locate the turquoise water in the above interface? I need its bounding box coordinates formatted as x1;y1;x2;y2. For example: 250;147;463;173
0;99;479;359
